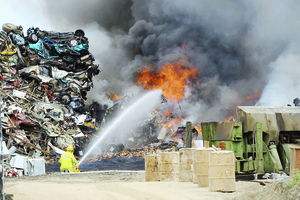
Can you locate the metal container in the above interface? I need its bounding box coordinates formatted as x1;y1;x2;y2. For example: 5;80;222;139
209;151;236;192
159;152;179;182
145;155;159;181
195;148;213;187
179;148;195;182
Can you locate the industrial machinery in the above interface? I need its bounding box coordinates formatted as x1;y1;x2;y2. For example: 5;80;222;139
202;106;300;175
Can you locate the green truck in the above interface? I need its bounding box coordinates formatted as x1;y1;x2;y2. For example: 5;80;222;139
202;106;300;175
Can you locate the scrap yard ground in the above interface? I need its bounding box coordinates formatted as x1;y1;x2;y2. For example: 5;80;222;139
4;171;264;200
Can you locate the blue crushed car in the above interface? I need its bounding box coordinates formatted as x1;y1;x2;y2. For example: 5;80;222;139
27;27;90;63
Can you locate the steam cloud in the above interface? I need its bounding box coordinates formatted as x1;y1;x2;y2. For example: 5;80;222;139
1;0;299;124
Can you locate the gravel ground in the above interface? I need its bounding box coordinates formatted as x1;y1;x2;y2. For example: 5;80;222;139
4;171;265;200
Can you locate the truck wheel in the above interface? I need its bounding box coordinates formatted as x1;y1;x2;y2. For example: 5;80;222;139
2;23;18;33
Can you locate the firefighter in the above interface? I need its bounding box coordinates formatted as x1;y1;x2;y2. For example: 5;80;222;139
59;145;79;173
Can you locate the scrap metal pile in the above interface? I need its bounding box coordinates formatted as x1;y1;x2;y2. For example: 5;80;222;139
0;23;100;164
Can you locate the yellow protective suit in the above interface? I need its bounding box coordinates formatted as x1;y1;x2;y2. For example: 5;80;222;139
59;151;78;172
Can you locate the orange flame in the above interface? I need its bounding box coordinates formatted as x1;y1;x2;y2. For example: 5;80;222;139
243;91;261;105
194;125;202;136
156;109;186;131
136;59;198;101
165;116;185;131
225;115;236;122
107;91;122;101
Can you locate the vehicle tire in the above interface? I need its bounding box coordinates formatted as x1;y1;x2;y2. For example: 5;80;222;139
75;29;85;37
2;23;18;33
62;55;75;64
59;93;72;105
68;38;78;47
28;33;38;44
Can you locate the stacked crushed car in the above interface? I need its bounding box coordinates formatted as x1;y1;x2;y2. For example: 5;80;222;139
0;23;100;164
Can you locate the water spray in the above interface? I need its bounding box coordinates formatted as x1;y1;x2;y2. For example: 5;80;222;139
78;90;162;166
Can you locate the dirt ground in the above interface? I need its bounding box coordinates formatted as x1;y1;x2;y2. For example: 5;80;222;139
3;171;267;200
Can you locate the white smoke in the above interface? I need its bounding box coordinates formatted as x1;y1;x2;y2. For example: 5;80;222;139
259;53;300;106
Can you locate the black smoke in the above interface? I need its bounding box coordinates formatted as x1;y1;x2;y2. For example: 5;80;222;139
5;0;297;123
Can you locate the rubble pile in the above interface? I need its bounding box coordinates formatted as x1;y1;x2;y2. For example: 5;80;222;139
83;146;155;163
0;23;100;165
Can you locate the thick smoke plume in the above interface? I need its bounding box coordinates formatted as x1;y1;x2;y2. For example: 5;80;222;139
1;0;299;124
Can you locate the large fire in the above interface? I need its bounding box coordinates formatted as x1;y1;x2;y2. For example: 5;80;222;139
136;59;198;101
135;58;261;140
136;59;199;137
